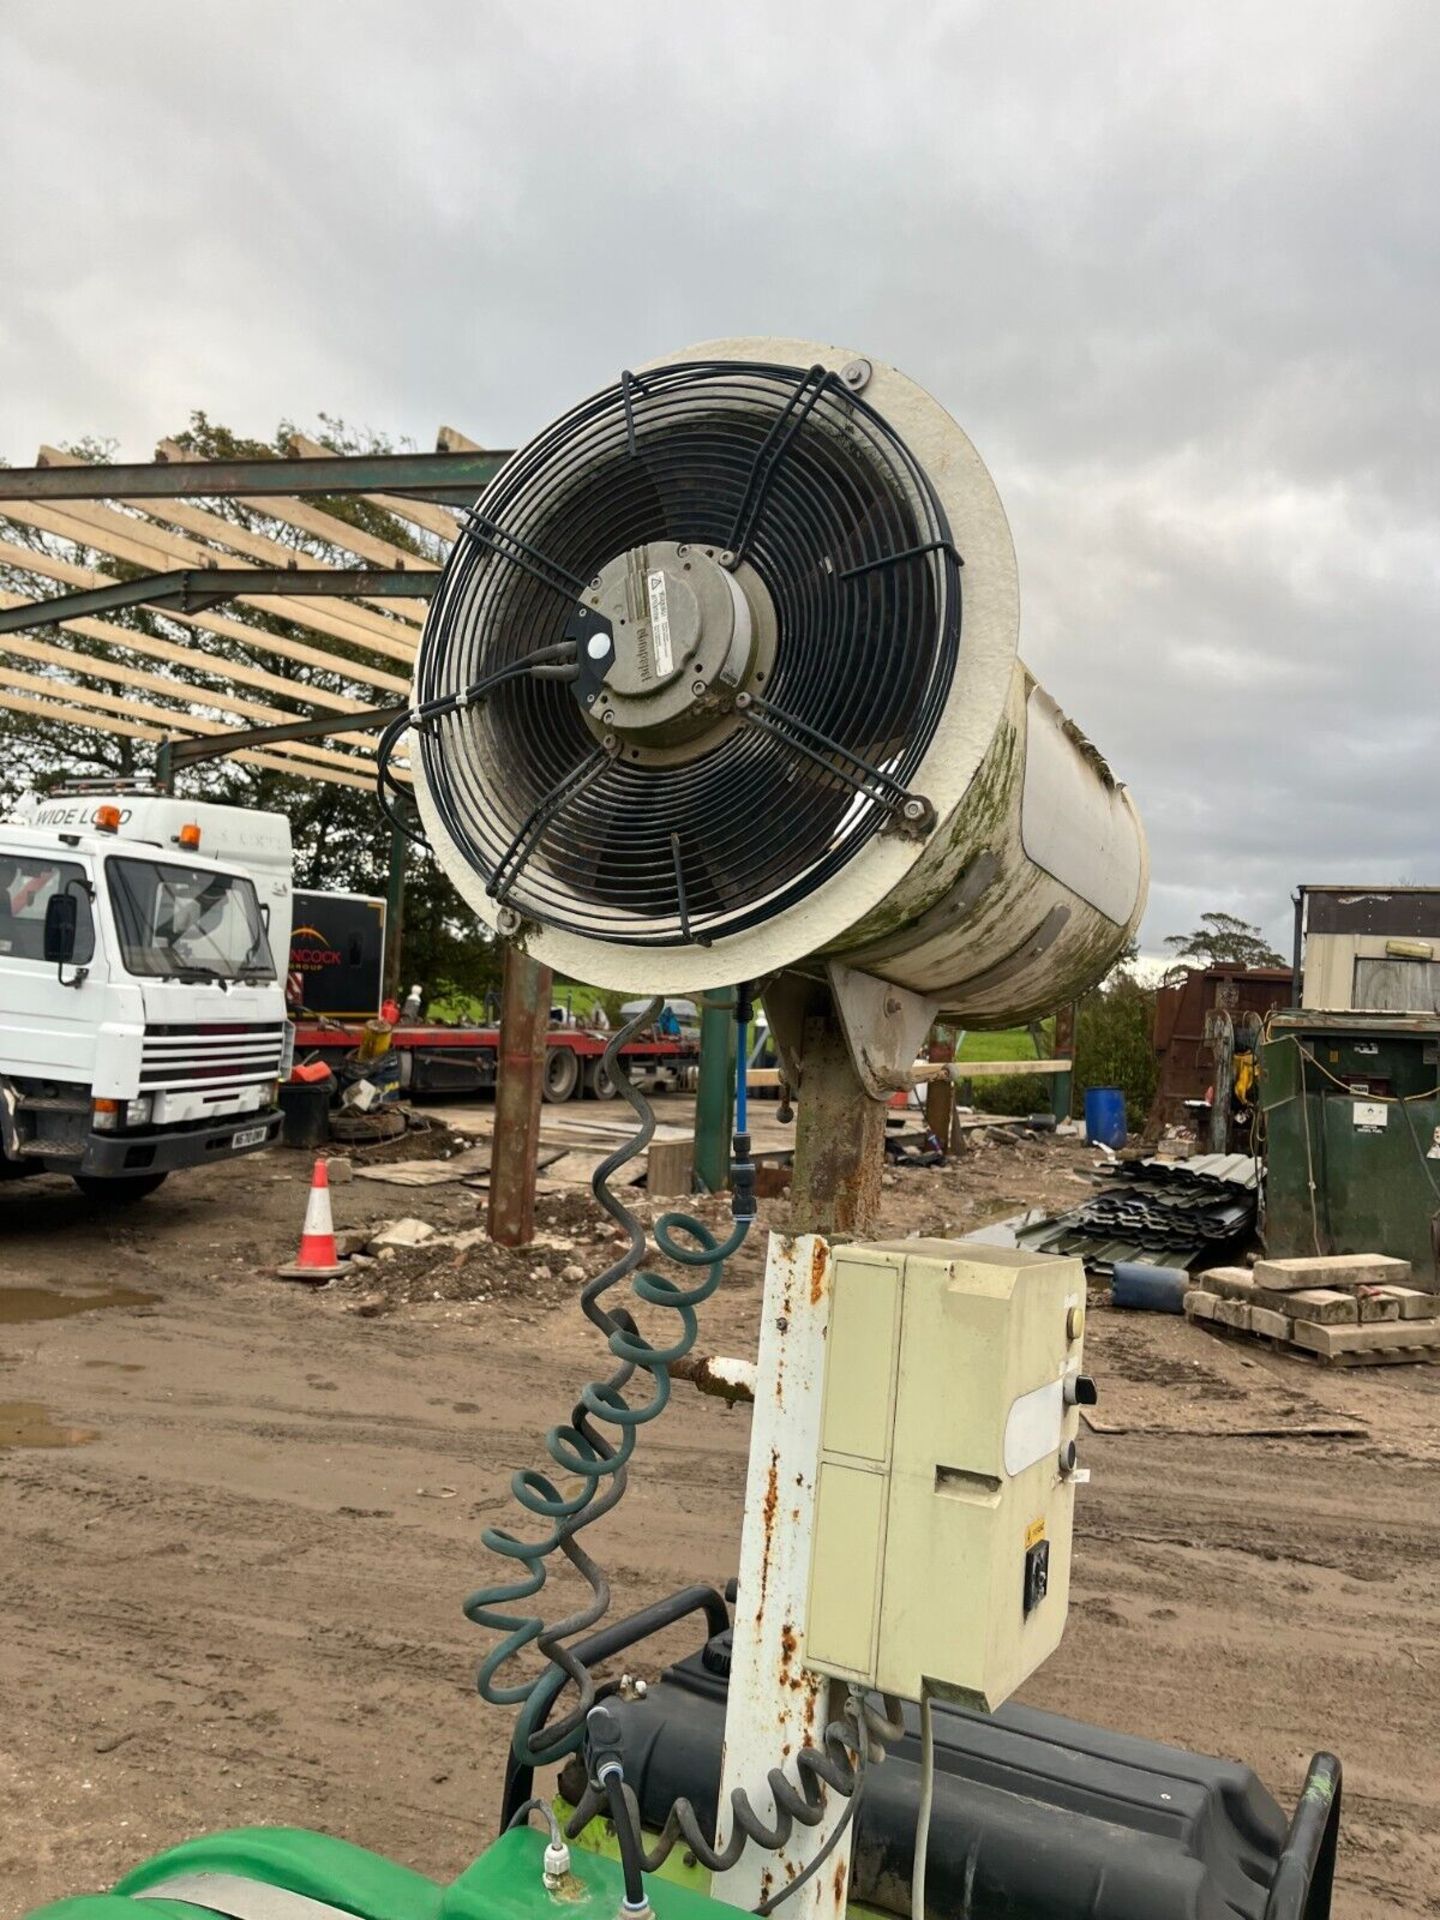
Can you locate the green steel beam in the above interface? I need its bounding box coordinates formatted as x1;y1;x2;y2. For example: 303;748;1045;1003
0;449;509;505
0;568;439;633
695;989;737;1192
1051;1000;1077;1123
164;703;406;772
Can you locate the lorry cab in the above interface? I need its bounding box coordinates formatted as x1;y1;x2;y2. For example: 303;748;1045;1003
0;790;293;1201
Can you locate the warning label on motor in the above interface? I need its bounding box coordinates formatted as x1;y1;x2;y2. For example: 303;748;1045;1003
647;569;674;676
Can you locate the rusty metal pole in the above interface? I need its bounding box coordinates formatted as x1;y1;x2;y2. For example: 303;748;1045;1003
786;979;889;1242
487;945;553;1248
925;1023;956;1150
714;974;889;1920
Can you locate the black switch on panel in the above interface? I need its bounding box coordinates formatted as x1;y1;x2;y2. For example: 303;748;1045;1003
1022;1538;1050;1616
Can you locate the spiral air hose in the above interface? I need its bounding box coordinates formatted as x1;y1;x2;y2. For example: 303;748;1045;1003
463;995;754;1771
466;989;899;1911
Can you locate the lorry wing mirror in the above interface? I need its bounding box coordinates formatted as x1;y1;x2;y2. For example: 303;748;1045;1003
43;891;78;964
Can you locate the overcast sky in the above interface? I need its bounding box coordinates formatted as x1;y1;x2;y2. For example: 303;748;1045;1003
2;1;1435;954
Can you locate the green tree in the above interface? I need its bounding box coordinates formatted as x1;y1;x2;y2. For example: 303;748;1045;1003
1164;910;1283;971
1072;968;1158;1130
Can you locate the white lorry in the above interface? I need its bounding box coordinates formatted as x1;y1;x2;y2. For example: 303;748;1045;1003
0;786;294;1202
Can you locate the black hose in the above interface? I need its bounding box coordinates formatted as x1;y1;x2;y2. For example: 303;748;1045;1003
605;1774;649;1912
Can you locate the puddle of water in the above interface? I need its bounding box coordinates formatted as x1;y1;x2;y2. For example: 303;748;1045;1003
0;1400;97;1449
83;1359;145;1373
0;1285;160;1326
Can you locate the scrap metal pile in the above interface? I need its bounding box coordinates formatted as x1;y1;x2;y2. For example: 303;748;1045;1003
1018;1153;1259;1275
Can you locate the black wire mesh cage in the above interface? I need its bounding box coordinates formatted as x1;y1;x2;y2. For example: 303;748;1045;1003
410;359;963;950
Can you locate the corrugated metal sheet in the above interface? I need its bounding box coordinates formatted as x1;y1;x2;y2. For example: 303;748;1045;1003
1015;1153;1259;1274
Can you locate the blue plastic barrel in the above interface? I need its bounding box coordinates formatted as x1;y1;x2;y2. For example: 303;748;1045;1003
1111;1262;1189;1313
1083;1085;1127;1148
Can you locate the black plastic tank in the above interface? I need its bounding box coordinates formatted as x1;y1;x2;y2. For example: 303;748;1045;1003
548;1616;1338;1920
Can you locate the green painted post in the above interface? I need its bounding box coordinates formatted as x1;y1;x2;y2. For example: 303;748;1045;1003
695;988;736;1193
1052;1000;1077;1122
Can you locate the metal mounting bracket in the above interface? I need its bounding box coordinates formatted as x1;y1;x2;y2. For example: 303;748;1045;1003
763;963;940;1102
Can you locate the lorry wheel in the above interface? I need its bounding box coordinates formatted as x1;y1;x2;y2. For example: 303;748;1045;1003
587;1057;620;1101
542;1046;580;1103
73;1172;169;1204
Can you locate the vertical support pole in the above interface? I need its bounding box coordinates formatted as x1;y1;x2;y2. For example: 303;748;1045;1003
1052;1000;1076;1123
155;737;174;794
787;983;888;1240
715;977;890;1920
487;944;553;1248
924;1024;955;1150
695;988;736;1193
383;826;406;1005
712;1234;847;1920
1209;1010;1234;1156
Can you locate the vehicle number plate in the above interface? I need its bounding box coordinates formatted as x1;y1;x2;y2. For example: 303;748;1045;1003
232;1124;268;1149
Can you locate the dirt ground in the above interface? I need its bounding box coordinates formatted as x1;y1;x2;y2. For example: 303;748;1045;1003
3;1103;1439;1919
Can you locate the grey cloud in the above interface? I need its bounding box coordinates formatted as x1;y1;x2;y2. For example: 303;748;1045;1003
1;0;1435;953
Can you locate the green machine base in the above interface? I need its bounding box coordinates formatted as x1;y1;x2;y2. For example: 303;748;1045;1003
26;1826;739;1920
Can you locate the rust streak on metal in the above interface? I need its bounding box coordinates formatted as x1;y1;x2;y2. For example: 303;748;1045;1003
809;1237;830;1306
756;1447;780;1620
779;1621;799;1680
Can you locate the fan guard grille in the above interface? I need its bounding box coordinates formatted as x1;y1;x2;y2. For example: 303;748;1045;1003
414;360;962;949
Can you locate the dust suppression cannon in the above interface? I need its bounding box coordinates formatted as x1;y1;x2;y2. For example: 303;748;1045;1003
393;337;1147;1031
34;347;1344;1920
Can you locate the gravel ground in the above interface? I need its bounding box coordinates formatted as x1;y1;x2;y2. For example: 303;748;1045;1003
2;1108;1438;1918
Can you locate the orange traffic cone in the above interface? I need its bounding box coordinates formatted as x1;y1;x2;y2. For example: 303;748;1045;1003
277;1157;348;1282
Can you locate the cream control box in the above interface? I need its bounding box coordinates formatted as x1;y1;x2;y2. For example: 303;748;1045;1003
804;1240;1088;1709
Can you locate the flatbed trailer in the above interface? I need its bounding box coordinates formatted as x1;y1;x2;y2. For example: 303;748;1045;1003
291;1019;699;1102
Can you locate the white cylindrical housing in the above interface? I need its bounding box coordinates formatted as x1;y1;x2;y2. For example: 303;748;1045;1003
411;338;1146;1025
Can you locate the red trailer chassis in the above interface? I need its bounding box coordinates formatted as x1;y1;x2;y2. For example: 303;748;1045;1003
291;1021;698;1103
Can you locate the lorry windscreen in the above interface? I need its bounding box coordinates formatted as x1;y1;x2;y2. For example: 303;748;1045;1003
106;857;276;983
0;856;95;965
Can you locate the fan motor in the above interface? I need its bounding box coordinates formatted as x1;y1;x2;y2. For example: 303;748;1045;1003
573;541;777;765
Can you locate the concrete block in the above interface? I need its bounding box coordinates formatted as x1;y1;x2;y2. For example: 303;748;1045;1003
1370;1285;1434;1321
1282;1288;1359;1326
324;1156;354;1184
1199;1267;1258;1301
1356;1288;1402;1323
1249;1305;1293;1340
1184;1290;1217;1321
1213;1298;1252;1330
1196;1264;1253;1288
1252;1253;1412;1291
1289;1320;1440;1360
367;1217;436;1251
